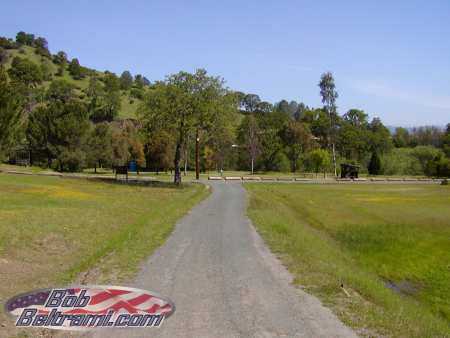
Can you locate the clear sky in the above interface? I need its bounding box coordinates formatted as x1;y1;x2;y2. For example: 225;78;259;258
2;0;450;126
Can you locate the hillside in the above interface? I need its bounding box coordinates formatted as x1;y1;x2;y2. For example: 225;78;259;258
2;42;144;119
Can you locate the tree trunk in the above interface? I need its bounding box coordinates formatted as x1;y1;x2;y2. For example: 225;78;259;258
94;163;97;173
327;106;337;177
174;120;185;185
174;141;182;185
251;157;254;175
331;142;337;177
184;134;189;176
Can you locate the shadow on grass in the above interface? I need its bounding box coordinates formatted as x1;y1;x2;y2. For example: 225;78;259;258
83;176;195;189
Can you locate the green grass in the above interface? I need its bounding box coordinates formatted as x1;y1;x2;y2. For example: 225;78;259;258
0;173;208;334
245;183;450;337
0;163;56;174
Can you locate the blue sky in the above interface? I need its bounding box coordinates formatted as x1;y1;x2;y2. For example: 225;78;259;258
2;0;450;126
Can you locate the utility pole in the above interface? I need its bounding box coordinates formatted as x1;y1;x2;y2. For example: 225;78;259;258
195;128;200;180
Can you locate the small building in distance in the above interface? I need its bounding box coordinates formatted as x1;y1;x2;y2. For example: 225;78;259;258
340;163;359;179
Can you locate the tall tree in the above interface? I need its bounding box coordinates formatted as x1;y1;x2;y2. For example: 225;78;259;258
102;73;121;121
0;66;23;159
16;32;34;46
86;122;113;172
238;114;261;174
53;51;68;76
307;148;331;178
368;117;392;154
205;92;238;172
338;109;370;161
120;71;133;90
27;94;89;170
301;108;332;148
276;99;290;114
393;127;410;148
15;32;28;45
282;120;312;172
257;101;273;113
110;121;145;168
134;74;145;88
293;102;307;121
368;151;382;175
319;72;338;176
0;37;16;49
139;70;235;184
7;57;43;115
258;110;289;171
145;130;174;173
243;94;261;113
442;123;450;157
68;58;83;80
85;76;104;120
34;37;50;58
8;57;43;88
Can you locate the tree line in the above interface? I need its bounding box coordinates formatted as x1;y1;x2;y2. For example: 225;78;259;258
1;32;449;183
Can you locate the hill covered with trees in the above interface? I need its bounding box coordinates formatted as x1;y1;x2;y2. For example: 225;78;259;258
1;32;449;182
0;32;150;120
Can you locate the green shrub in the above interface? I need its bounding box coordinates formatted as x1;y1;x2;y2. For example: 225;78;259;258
274;152;290;172
53;148;86;172
381;148;423;175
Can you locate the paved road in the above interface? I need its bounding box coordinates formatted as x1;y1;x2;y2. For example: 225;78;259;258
89;181;356;338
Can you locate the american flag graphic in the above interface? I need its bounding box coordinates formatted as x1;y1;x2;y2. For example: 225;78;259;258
6;286;174;327
7;290;51;314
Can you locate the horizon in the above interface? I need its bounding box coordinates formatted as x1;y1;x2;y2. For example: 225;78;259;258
2;0;450;126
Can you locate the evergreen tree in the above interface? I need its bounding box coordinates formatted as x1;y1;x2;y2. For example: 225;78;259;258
68;58;83;79
120;71;133;90
86;122;113;172
368;151;382;175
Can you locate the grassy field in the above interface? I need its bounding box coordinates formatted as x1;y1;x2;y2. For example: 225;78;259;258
245;183;450;337
1;163;432;182
0;173;208;335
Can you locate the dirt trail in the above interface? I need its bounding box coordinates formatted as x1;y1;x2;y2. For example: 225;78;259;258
86;180;357;337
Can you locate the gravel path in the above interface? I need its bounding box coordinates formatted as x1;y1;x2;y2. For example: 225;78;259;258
89;181;357;338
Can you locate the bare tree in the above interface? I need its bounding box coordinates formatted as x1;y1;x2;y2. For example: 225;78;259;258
246;114;261;174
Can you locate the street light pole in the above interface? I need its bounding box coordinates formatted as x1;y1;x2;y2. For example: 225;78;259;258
195;128;200;180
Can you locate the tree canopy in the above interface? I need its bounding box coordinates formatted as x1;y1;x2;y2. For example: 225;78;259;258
0;32;448;179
